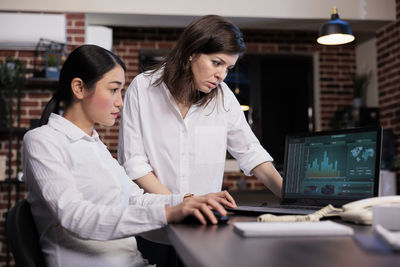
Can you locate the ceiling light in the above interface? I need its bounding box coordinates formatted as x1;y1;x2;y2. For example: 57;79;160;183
317;6;355;45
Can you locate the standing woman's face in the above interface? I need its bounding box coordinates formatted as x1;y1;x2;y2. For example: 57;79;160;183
190;53;239;94
82;65;125;127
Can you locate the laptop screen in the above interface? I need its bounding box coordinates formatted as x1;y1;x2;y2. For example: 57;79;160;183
282;126;382;206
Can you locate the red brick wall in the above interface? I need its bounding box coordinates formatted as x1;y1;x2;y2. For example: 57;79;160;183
113;28;356;133
376;0;400;180
242;30;356;131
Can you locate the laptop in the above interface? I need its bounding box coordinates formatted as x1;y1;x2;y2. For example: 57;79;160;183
228;126;383;215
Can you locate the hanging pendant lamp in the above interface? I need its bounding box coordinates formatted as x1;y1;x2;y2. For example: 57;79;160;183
317;6;355;45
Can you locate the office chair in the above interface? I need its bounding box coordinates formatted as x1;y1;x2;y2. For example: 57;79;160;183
6;199;46;267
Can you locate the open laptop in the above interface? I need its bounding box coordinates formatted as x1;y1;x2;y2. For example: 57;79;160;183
228;126;383;215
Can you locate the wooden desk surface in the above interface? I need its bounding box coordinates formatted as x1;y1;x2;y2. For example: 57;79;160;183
167;215;400;267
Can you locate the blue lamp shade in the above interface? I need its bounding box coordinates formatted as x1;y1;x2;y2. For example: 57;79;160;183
317;7;355;45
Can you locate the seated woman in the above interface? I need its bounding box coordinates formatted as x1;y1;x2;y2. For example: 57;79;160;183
22;44;236;267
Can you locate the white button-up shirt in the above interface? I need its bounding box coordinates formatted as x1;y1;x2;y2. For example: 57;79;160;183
23;113;183;267
118;69;272;195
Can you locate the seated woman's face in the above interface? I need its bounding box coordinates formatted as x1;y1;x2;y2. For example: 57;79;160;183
190;53;239;94
82;65;125;127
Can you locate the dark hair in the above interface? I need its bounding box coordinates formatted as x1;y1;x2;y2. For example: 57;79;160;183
39;45;126;125
153;15;245;106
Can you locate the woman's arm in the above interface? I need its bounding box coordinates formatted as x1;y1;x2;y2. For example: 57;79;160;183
23;130;168;241
118;76;171;194
118;77;153;182
224;86;281;196
135;172;172;194
251;161;283;198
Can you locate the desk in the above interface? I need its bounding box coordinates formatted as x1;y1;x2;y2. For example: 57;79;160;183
167;215;400;267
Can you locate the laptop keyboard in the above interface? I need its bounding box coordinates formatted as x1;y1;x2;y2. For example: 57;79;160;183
267;204;321;210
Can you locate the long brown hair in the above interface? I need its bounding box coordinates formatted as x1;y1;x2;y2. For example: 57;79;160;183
152;15;245;106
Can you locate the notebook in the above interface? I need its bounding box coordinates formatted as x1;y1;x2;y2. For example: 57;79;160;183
228;126;383;215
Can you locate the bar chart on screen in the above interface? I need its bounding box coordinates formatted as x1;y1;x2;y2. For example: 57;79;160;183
307;148;346;179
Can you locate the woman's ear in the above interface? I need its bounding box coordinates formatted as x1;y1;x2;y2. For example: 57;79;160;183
189;54;200;64
189;54;198;63
71;78;85;100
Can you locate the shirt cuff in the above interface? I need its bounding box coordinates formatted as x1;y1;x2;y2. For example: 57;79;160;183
238;147;273;176
171;194;185;206
123;157;153;180
147;204;168;225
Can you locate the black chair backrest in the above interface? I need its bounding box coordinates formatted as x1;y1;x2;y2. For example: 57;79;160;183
6;199;46;267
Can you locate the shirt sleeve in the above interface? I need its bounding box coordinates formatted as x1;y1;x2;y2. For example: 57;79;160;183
118;76;153;180
224;86;273;176
23;130;170;241
128;181;184;207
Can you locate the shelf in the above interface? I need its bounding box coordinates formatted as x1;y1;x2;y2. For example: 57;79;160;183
0;178;23;185
0;127;28;138
25;77;58;90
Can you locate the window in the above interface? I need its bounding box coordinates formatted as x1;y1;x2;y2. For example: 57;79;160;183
225;54;314;168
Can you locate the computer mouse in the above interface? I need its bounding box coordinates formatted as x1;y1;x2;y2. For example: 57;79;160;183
212;210;230;225
182;210;229;225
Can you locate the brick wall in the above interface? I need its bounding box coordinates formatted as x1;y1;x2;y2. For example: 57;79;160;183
243;30;356;131
376;0;400;180
113;27;356;133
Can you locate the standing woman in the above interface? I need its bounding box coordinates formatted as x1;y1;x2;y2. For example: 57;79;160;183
23;44;236;267
118;15;283;197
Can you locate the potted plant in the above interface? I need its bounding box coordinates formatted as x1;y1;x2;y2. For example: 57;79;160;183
45;53;60;79
351;72;370;108
0;58;26;129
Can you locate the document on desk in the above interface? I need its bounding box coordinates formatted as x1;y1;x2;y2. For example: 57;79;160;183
374;224;400;250
233;221;354;237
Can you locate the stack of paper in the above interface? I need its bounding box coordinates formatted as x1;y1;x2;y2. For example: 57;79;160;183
374;224;400;250
233;221;354;237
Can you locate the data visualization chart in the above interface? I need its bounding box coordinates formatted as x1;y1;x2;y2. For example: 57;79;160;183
307;148;347;178
284;127;380;199
347;144;376;178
